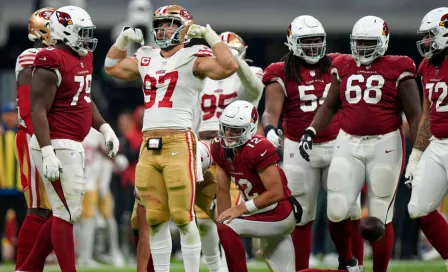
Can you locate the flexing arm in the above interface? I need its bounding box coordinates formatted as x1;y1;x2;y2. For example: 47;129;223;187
104;28;143;81
399;78;422;143
235;59;263;102
309;75;341;133
216;165;232;216
30;68;58;147
189;24;238;80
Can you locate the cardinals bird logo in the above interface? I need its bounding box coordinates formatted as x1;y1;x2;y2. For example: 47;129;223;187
382;22;389;36
287;24;292;36
440;14;448;28
56;11;73;27
250;107;258;123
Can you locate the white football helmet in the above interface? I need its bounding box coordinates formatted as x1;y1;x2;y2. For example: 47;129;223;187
198;141;212;174
152;5;194;49
218;100;258;148
286;15;326;64
50;6;97;56
350;16;389;66
416;7;448;59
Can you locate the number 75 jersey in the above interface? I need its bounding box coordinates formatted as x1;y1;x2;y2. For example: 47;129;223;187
331;54;415;136
419;58;448;139
135;45;213;131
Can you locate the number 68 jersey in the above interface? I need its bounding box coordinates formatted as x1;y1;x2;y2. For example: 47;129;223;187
134;45;213;131
331;54;415;136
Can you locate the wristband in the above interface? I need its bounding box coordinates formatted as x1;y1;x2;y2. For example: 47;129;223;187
244;199;259;213
264;125;276;136
305;126;317;137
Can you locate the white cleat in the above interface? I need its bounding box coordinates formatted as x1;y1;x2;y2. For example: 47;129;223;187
111;251;125;267
77;258;102;268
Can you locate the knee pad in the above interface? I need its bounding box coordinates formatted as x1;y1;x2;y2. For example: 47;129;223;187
327;193;349;222
81;191;98;218
170;209;192;227
146;208;170;227
99;193;113;218
407;196;437;219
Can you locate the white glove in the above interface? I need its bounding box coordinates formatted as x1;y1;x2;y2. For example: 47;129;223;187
198;141;212;175
186;24;221;47
41;145;62;182
114;27;144;51
99;123;120;158
404;148;423;188
266;128;283;148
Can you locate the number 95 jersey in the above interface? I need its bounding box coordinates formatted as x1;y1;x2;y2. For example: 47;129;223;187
199;66;263;132
331;54;415;136
33;47;94;141
134;45;213;131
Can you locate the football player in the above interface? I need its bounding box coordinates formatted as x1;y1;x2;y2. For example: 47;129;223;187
406;7;448;270
299;16;422;272
262;15;364;270
14;7;55;269
77;128;125;267
212;100;299;272
104;5;238;271
17;6;120;272
195;31;263;272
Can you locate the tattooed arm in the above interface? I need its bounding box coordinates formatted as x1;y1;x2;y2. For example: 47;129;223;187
404;94;431;184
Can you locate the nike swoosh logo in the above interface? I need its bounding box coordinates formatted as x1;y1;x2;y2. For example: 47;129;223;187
39;57;46;61
385;150;393;153
260;150;267;157
172;152;179;156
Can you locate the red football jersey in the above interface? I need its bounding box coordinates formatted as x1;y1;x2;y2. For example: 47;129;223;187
332;54;415;136
211;135;291;217
262;54;341;143
33;47;93;142
418;58;448;138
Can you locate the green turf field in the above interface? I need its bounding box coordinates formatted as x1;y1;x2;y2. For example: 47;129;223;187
1;260;445;272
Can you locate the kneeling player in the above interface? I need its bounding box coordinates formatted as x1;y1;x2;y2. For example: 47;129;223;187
211;100;299;272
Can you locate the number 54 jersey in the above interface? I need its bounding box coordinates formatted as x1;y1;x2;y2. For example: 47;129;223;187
134;45;213;131
331;54;415;136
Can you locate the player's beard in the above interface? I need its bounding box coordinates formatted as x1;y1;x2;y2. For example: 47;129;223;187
429;47;448;66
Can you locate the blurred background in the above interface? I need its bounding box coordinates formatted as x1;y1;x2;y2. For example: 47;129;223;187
0;0;447;268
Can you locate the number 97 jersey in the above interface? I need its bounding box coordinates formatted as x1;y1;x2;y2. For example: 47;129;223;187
331;54;415;136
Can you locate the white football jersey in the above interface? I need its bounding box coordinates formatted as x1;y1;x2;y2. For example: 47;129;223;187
15;48;40;80
134;45;213;131
82;128;104;174
15;48;41;128
198;66;263;132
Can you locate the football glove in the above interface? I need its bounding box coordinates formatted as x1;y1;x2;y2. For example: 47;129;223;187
114;26;144;50
99;123;120;158
186;24;221;47
299;128;316;162
404;148;423;188
264;125;283;148
41;145;62;182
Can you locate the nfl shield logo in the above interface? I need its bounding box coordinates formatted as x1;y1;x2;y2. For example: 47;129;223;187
310;71;316;77
80;62;84;68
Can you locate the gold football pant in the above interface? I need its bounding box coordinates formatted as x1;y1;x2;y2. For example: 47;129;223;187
135;131;196;227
